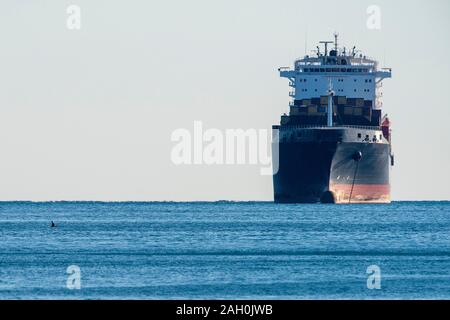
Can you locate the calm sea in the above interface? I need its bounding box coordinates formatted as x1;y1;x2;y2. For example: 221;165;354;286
0;201;449;299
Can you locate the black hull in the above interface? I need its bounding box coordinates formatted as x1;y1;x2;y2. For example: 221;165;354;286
273;126;391;204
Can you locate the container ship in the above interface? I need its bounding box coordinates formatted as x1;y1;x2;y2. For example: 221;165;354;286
273;35;394;203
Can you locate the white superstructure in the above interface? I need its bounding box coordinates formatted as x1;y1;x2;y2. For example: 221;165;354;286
279;34;391;110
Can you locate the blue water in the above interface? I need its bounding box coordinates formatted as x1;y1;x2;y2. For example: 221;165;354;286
0;201;449;300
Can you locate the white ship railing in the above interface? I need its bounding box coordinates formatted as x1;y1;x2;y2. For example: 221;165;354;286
272;124;381;130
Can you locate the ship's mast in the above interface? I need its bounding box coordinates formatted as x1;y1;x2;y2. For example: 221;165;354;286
333;32;339;52
327;79;334;127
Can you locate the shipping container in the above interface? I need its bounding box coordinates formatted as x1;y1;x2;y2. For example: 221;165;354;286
308;106;318;114
281;115;290;125
371;109;382;126
311;97;320;105
355;98;364;107
344;106;353;115
290;106;300;115
354;107;363;116
337;96;347;105
363;106;372;116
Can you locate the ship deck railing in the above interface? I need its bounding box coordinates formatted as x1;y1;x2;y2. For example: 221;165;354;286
272;124;381;130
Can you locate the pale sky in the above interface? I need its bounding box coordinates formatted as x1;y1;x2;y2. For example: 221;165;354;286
0;0;449;201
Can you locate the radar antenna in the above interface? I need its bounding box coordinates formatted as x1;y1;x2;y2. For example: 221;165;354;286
333;32;339;52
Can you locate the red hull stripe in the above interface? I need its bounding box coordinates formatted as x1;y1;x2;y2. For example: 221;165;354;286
330;183;390;203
